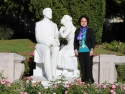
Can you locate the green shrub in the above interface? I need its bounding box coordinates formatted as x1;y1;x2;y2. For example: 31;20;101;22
117;64;125;83
1;72;125;94
103;40;125;54
0;73;24;94
24;78;45;94
23;52;34;76
0;25;14;40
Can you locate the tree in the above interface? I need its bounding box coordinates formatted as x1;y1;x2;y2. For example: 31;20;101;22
0;0;106;43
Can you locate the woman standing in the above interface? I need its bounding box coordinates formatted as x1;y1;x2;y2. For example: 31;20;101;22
74;15;95;83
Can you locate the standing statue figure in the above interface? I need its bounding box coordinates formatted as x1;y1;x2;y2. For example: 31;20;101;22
34;8;59;80
57;15;79;77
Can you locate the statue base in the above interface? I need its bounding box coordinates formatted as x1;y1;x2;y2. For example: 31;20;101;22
32;75;79;88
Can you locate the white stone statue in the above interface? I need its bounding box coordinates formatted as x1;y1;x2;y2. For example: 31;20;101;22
34;8;59;81
57;15;79;77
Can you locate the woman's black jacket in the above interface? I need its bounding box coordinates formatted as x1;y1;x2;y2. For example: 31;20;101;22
74;28;95;50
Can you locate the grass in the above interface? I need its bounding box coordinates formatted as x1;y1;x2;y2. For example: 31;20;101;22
0;39;125;56
94;45;125;56
0;39;36;55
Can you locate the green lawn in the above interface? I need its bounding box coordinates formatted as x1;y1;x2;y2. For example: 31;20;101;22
0;39;36;55
0;39;124;56
94;45;125;56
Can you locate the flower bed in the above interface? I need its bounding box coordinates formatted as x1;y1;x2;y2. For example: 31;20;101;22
0;73;125;94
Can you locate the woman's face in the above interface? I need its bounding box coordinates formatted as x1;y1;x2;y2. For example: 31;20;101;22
80;17;87;27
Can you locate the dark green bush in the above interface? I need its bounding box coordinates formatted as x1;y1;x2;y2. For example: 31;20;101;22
117;64;125;83
0;0;106;43
0;25;14;40
103;40;125;54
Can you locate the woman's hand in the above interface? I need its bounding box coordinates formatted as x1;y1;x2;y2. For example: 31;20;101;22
89;50;93;56
74;49;78;56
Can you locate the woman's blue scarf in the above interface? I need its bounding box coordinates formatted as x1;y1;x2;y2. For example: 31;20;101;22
77;26;88;40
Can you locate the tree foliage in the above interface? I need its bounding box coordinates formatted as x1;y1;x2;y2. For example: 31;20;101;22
0;0;106;43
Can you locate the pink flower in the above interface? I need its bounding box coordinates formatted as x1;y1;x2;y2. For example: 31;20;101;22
20;92;24;94
1;80;6;84
4;78;9;82
54;85;57;88
82;82;85;84
38;92;41;94
65;91;68;94
75;83;78;86
119;42;122;45
95;83;101;88
80;82;83;84
67;82;71;85
94;82;98;85
110;91;116;94
23;92;28;94
110;89;114;93
103;85;106;89
112;84;116;89
24;52;28;55
123;87;125;90
27;76;32;80
87;84;90;86
30;52;34;56
65;84;70;88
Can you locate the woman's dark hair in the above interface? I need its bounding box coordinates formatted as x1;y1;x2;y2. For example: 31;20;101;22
78;15;89;26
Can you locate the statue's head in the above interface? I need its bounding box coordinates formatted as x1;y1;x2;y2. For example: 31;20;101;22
61;15;72;25
43;8;52;19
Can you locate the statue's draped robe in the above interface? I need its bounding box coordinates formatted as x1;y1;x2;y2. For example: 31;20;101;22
58;24;78;70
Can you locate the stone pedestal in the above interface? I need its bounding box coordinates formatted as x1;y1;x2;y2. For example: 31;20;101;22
33;63;80;80
93;55;117;84
99;55;117;83
93;62;99;83
93;54;125;84
0;53;25;82
93;55;100;83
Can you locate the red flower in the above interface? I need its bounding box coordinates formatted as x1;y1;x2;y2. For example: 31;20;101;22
24;52;28;55
30;52;34;56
